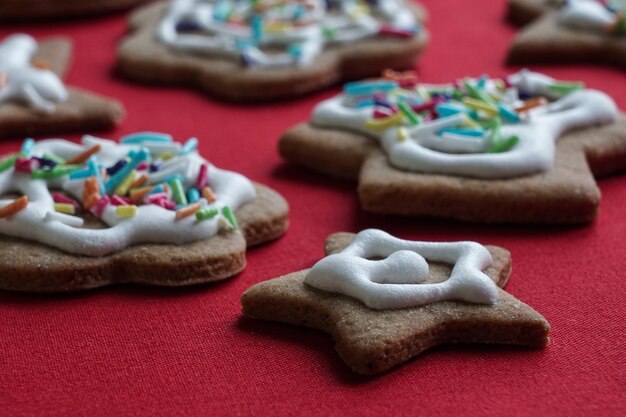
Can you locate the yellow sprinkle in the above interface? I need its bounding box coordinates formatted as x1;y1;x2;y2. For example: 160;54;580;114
54;203;75;215
416;85;431;101
264;22;291;33
494;79;506;91
462;97;499;116
114;169;136;196
365;113;404;130
115;205;137;218
396;127;408;142
161;152;174;160
461;116;481;129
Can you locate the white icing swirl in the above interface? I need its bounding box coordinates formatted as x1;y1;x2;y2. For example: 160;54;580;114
0;135;256;256
310;70;618;178
157;0;419;68
304;229;497;309
558;0;623;33
0;34;68;113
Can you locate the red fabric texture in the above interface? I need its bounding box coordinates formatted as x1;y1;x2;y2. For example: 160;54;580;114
0;1;625;416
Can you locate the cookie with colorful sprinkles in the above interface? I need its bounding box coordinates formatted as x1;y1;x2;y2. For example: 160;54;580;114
0;132;288;292
0;0;145;21
116;0;428;102
279;69;626;224
242;229;550;375
0;34;124;140
507;0;626;69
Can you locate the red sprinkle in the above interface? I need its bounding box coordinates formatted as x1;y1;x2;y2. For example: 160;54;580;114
52;193;80;207
91;195;110;218
111;195;130;206
196;164;208;189
14;158;38;173
136;162;149;171
378;26;415;39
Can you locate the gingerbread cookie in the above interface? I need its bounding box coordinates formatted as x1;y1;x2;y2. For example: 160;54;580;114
507;0;626;69
0;0;145;21
117;0;428;102
279;70;626;223
507;0;562;25
0;132;288;292
0;34;124;140
242;229;550;375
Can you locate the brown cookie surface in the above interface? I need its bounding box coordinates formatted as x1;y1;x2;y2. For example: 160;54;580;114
0;0;145;21
0;183;288;293
241;232;550;375
0;37;124;139
507;0;560;25
117;1;428;102
279;115;626;223
507;9;626;69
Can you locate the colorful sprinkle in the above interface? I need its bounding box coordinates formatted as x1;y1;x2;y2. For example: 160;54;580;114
65;145;101;165
0;196;28;218
171;178;188;205
221;206;238;229
115;205;137;218
202;187;217;203
120;132;173;144
54;203;76;215
195;207;219;221
196;164;208;189
175;202;202;220
83;177;100;210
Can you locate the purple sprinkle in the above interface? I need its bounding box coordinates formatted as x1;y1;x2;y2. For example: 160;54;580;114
106;159;127;176
240;51;256;66
175;21;203;32
33;157;57;169
149;160;162;173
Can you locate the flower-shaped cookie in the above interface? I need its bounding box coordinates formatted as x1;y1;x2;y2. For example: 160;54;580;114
242;230;550;375
279;70;626;223
0;133;288;292
0;34;124;139
507;0;626;69
117;0;428;102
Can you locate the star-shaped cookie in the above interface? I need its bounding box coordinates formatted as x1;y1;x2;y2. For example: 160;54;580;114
241;231;550;375
279;72;626;224
0;0;145;21
117;0;428;102
0;35;124;139
507;1;626;69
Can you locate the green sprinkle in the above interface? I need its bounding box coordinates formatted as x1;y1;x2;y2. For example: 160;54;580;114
488;135;519;153
464;80;495;105
195;207;219;221
397;102;421;126
42;152;66;164
548;82;585;95
322;27;336;39
31;165;81;179
221;206;238;229
171;178;188;206
0;154;18;172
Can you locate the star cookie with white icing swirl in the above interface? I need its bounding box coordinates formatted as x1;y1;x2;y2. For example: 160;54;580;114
241;230;550;375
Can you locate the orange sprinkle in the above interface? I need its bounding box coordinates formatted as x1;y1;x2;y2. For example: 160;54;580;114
202;187;217;203
383;69;418;83
130;174;148;189
65;145;101;165
0;196;28;218
175;202;202;220
83;177;100;210
129;185;154;203
0;72;6;89
515;97;548;114
31;59;51;70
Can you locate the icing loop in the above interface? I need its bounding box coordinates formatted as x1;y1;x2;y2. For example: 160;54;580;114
304;229;497;310
0;34;68;113
559;0;625;35
0;133;256;256
311;69;618;178
157;0;420;68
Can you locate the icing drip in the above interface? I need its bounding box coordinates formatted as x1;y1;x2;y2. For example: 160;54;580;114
157;0;420;68
0;134;256;256
0;34;68;113
304;229;498;309
310;69;617;178
558;0;625;34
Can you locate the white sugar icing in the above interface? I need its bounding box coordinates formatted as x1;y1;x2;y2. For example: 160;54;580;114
0;34;68;113
0;135;256;256
157;0;419;68
310;70;618;178
558;0;623;32
304;229;497;309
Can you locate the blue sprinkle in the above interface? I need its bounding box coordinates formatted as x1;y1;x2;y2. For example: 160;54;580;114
435;103;465;118
344;81;398;96
120;132;173;144
437;127;486;137
498;103;521;123
20;138;35;157
106;159;127;176
105;149;149;194
251;14;263;44
180;137;198;155
68;168;91;180
87;156;105;195
147;184;166;195
187;188;200;203
150;159;162;173
287;43;302;59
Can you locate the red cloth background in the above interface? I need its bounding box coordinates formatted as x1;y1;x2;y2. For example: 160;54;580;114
0;1;625;416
